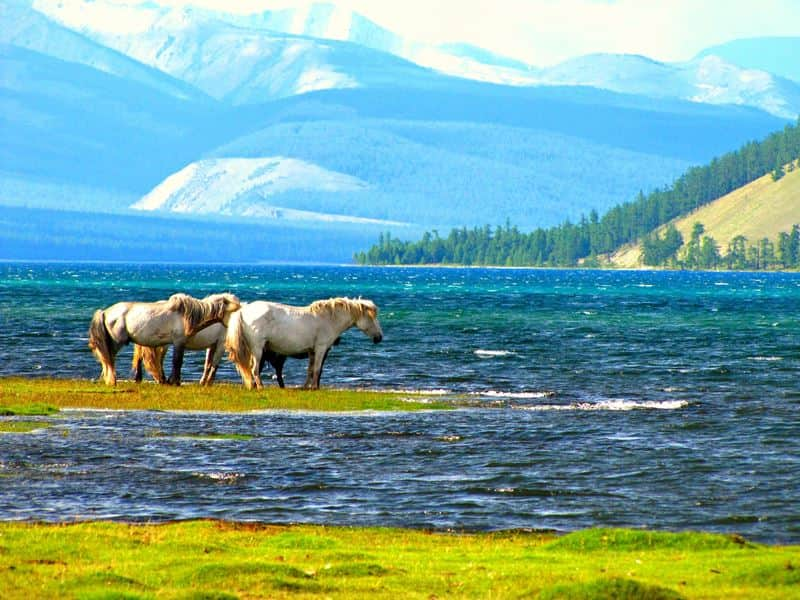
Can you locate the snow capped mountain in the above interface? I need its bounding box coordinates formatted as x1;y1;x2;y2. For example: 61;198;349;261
536;53;800;119
0;0;206;101
31;0;538;88
696;37;800;84
131;157;400;226
29;0;440;103
235;2;539;84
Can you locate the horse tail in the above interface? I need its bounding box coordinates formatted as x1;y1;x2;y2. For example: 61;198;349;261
132;345;167;384
88;310;116;385
225;310;255;389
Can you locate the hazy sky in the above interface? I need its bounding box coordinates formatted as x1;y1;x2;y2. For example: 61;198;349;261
89;0;800;66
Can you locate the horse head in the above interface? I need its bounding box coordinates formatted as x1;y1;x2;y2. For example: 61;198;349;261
353;299;383;344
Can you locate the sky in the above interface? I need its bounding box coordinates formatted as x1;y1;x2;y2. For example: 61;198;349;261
156;0;800;66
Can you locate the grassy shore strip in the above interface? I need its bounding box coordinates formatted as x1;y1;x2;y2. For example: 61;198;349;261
0;420;54;434
0;378;454;413
0;522;797;599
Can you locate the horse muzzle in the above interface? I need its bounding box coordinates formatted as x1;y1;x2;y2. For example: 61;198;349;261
373;334;383;344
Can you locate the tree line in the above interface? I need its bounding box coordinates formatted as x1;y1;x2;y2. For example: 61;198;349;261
643;223;800;270
355;118;800;267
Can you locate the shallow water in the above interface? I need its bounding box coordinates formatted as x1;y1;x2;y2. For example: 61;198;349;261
1;264;799;542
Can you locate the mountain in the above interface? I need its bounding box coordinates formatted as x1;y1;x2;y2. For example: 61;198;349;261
611;160;800;267
131;156;406;227
537;53;800;120
696;37;800;83
28;2;441;104
0;43;230;191
0;0;206;101
2;1;796;263
32;0;539;87
138;84;786;230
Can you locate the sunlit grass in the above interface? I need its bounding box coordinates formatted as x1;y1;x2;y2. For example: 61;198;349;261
0;522;797;599
0;378;452;412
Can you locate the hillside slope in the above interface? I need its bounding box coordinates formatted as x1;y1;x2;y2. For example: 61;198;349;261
611;162;800;267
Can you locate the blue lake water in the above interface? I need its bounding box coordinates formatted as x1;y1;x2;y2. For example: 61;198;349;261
0;263;798;542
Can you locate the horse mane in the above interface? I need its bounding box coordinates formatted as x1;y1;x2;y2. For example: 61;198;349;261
224;310;256;389
309;297;378;322
166;292;239;336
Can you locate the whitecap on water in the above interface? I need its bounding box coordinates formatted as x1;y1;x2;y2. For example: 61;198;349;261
474;349;516;357
514;399;689;411
474;391;555;399
748;356;783;362
193;472;246;483
379;388;450;396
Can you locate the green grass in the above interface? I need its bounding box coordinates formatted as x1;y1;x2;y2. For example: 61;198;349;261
0;403;59;416
0;420;54;434
0;378;453;413
0;522;797;599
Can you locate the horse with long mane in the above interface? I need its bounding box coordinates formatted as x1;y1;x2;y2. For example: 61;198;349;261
225;297;382;390
88;292;241;386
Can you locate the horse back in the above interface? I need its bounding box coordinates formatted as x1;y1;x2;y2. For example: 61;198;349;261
242;301;318;355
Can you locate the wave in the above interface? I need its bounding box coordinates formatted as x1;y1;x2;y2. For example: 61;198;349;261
378;388;450;396
472;390;556;399
474;349;516;357
514;399;689;412
192;472;246;483
748;356;783;362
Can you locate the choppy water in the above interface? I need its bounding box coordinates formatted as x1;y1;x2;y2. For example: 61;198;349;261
1;264;799;542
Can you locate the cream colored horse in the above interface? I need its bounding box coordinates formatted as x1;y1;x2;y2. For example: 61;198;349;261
88;293;240;386
226;297;382;390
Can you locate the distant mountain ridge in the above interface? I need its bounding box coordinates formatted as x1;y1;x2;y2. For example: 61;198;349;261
29;0;800;118
1;0;208;101
27;2;441;104
536;53;800;119
696;37;800;83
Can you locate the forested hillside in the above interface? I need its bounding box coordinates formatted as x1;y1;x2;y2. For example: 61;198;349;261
356;118;800;267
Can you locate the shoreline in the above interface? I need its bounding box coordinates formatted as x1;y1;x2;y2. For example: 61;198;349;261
0;378;455;413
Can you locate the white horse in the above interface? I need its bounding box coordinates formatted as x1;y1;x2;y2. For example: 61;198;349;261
225;297;383;390
88;292;241;386
131;322;228;386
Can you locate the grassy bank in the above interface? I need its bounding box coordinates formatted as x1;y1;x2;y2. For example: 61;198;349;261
0;378;452;413
0;521;797;599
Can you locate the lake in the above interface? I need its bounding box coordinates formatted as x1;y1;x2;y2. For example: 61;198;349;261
1;263;798;542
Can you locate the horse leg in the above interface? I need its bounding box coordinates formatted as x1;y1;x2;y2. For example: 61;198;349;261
251;346;264;390
204;342;225;386
167;344;185;386
133;355;144;383
302;350;316;389
312;347;333;389
101;339;123;386
273;354;287;388
200;346;213;386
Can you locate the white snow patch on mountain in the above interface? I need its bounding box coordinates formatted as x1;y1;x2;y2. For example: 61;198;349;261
536;53;800;119
130;157;400;226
